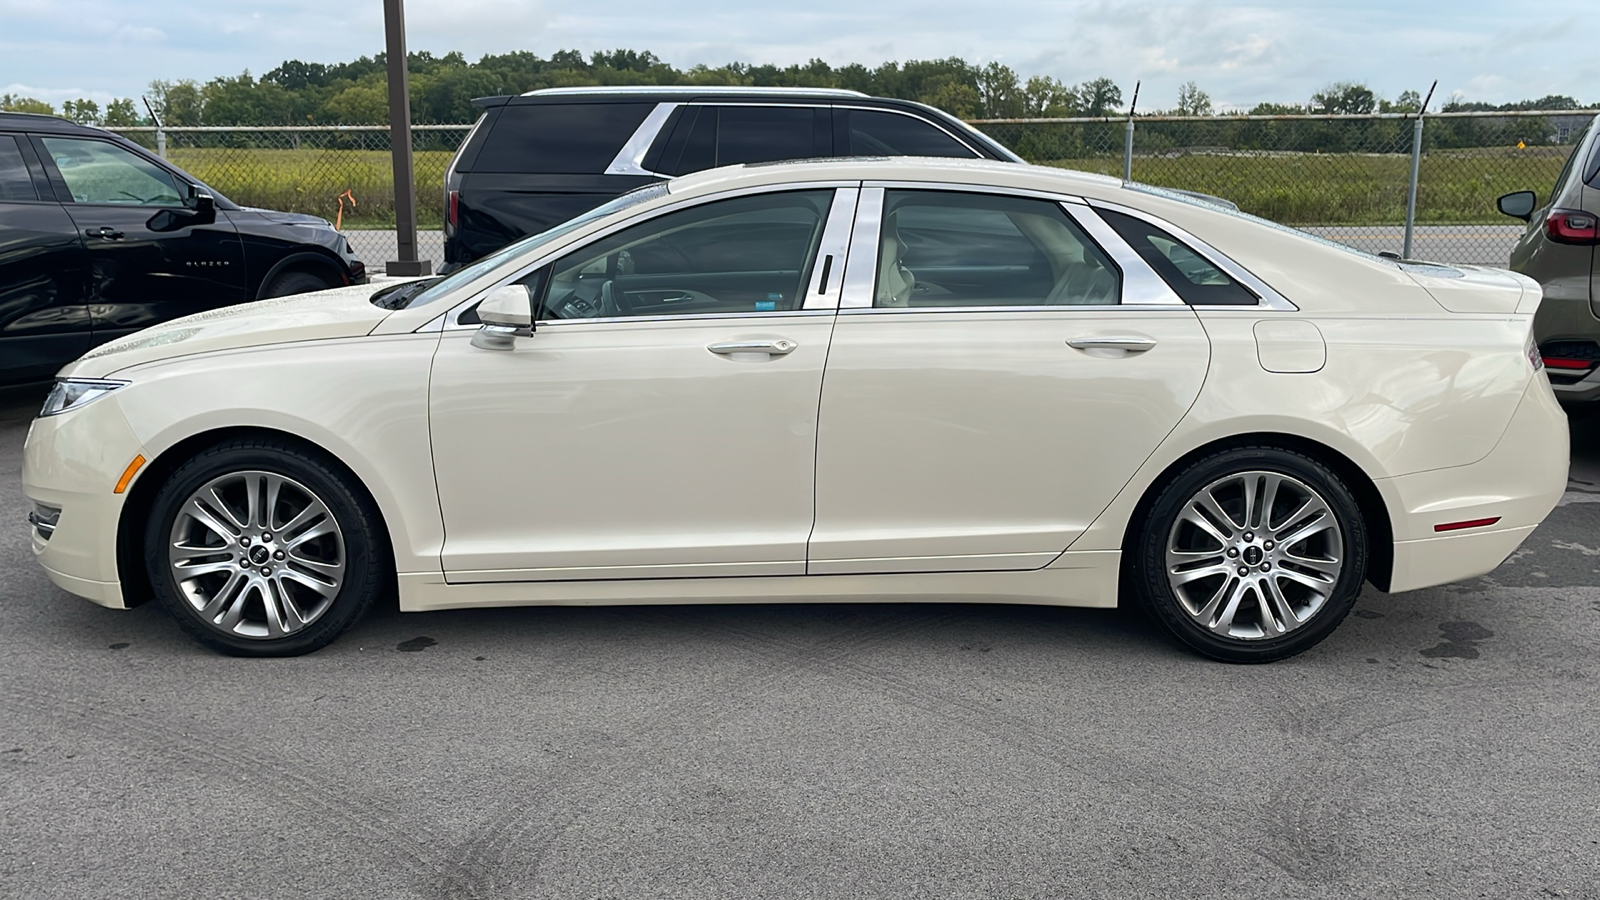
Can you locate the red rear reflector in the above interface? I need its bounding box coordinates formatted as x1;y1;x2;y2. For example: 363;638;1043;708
1544;208;1599;244
1542;357;1594;370
447;190;460;228
1434;517;1501;533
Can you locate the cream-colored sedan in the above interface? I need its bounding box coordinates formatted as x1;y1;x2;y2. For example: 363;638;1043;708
22;158;1568;661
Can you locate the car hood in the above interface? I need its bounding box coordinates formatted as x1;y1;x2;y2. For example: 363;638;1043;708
60;282;407;379
237;207;337;228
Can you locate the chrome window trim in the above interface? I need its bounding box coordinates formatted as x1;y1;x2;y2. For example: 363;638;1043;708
521;86;867;98
838;304;1192;316
1083;198;1300;311
435;181;862;331
603;102;681;177
804;187;860;310
838;187;885;309
839;183;1184;312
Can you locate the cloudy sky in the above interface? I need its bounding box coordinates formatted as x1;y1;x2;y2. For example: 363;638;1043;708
2;0;1594;112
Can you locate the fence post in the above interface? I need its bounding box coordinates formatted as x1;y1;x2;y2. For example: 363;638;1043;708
1402;114;1424;259
1122;118;1134;182
155;124;166;160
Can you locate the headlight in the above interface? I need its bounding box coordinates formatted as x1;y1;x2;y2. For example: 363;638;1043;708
39;378;128;417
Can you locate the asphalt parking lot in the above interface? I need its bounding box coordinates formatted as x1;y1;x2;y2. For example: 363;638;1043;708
2;381;1597;899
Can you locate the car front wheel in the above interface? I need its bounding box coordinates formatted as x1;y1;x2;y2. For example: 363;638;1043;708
1131;446;1368;663
143;438;387;656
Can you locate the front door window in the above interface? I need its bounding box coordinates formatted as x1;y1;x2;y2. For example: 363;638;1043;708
40;137;184;207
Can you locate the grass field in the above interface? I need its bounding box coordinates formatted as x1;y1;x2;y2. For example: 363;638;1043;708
163;146;1570;229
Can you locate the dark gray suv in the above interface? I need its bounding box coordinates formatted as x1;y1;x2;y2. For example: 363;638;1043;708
1497;115;1600;403
440;86;1023;270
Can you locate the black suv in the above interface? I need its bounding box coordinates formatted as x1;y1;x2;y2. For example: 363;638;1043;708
441;87;1022;268
0;113;365;384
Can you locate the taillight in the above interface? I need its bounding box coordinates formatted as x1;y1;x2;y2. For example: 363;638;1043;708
446;190;460;231
1542;357;1594;370
1544;208;1599;244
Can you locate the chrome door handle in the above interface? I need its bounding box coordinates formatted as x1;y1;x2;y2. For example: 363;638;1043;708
1067;335;1158;352
707;339;797;356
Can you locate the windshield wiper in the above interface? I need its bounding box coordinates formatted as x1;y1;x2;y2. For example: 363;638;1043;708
370;277;442;310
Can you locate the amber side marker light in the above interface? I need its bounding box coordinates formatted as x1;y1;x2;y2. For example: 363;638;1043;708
113;455;146;494
1434;517;1501;533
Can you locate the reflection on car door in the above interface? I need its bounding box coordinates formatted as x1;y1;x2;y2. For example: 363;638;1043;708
429;187;855;581
33;135;247;345
0;134;90;383
809;187;1211;575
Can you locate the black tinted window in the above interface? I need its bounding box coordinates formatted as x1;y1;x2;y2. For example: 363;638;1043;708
0;136;36;201
475;103;653;174
1097;209;1257;305
847;110;975;158
661;106;820;175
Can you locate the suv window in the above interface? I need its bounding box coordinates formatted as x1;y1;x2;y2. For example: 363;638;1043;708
1096;208;1257;306
475;103;654;174
845;110;975;158
659;106;822;176
875;190;1120;307
541;189;833;319
40;136;183;206
0;136;36;201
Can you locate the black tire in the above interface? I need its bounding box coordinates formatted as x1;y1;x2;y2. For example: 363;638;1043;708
1130;446;1368;663
261;269;335;298
143;438;388;656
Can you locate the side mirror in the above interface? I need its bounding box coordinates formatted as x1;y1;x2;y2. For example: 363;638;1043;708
146;186;218;232
471;284;535;350
1497;190;1537;222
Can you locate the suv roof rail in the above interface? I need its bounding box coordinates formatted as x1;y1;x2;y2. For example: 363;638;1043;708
516;86;869;98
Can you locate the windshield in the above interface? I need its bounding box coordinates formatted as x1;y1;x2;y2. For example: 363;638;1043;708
379;182;670;310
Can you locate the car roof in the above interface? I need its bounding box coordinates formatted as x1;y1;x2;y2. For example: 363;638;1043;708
518;86;869;99
665;156;1125;202
0;112;111;135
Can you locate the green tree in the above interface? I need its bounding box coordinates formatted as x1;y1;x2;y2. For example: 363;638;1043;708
2;94;55;115
976;62;1023;118
60;98;101;124
102;98;141;126
1174;81;1212;116
1310;81;1375;114
148;79;204;125
1074;78;1123;116
1022;75;1074;117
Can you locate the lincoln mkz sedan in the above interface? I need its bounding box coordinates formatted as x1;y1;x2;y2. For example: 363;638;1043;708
23;158;1567;662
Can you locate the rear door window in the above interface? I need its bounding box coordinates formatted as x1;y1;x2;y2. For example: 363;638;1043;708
658;106;824;175
1096;208;1258;306
844;110;976;158
474;103;654;174
0;135;37;201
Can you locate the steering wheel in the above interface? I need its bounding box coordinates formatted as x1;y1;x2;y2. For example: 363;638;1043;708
599;280;634;317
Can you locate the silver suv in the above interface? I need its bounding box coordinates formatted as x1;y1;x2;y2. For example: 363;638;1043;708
1497;116;1600;403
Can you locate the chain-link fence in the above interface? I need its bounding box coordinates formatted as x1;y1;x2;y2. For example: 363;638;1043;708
975;110;1594;265
112;110;1593;270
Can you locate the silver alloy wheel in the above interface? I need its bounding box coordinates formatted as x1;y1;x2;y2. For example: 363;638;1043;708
1165;470;1343;640
167;470;346;639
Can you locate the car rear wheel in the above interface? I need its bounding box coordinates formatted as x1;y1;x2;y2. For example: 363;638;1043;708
1131;446;1368;663
143;438;387;656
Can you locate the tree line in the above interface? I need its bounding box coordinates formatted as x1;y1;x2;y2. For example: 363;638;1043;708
0;50;1591;129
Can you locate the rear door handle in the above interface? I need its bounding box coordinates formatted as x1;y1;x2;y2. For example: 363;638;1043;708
86;227;124;240
708;339;797;358
1067;335;1158;352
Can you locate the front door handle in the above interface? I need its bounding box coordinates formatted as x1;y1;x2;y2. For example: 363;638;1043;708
1067;335;1158;353
85;227;125;240
708;339;797;357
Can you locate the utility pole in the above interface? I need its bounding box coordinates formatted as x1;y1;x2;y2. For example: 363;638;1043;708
383;0;430;276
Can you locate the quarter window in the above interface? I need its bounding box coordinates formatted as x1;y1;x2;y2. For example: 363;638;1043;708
874;190;1121;308
1096;209;1258;306
474;103;655;174
41;137;183;206
541;190;833;319
845;110;975;158
0;136;36;201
